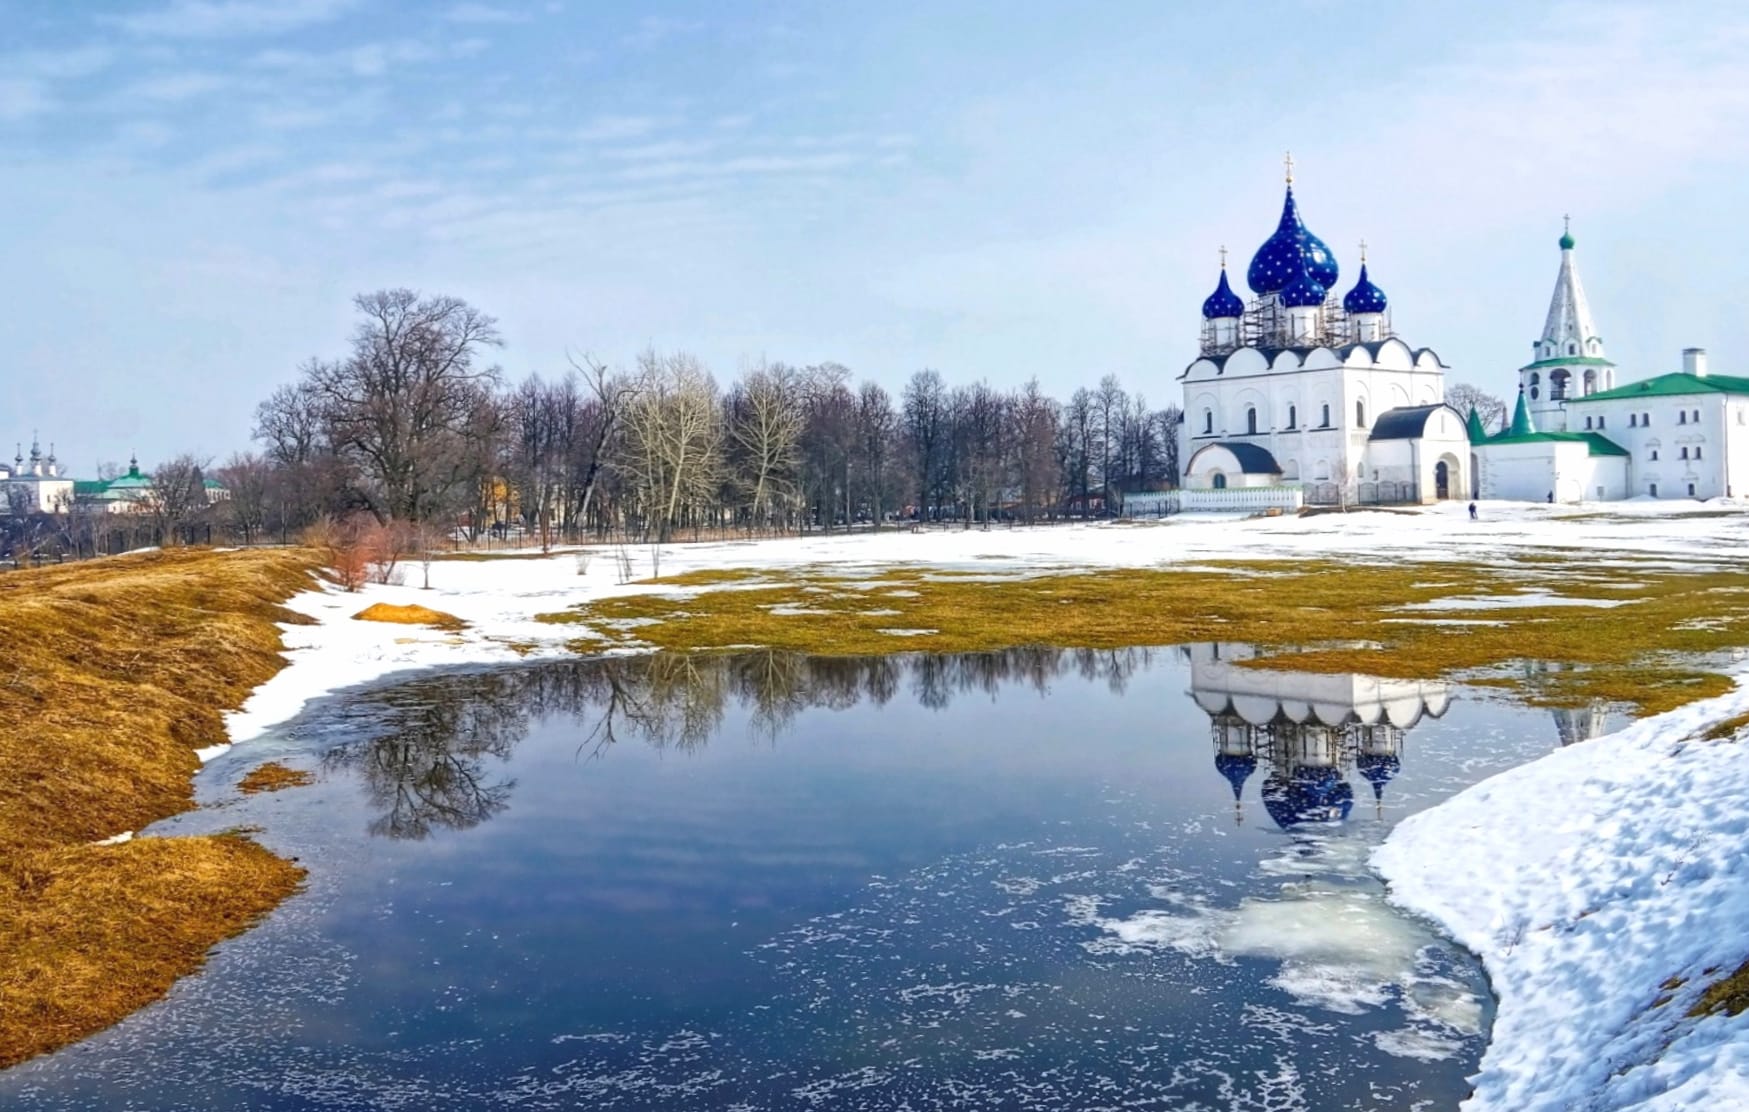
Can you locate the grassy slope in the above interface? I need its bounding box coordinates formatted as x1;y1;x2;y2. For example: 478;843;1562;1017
0;548;316;1068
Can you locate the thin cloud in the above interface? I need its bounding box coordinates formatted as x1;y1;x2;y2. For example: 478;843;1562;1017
114;0;357;39
621;16;705;48
443;2;527;23
124;72;230;103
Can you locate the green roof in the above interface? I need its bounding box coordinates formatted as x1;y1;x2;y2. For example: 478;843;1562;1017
72;480;109;496
1571;371;1749;403
1485;430;1629;457
1519;355;1615;370
1465;406;1488;445
1507;390;1536;437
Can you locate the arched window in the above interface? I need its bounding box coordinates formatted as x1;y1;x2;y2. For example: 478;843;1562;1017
1598;415;1605;429
1531;372;1541;386
1695;446;1703;460
1212;473;1227;489
1680;446;1689;460
1679;412;1687;425
1287;404;1297;429
1203;409;1213;434
1651;450;1659;461
1568;342;1577;355
1321;403;1331;427
1356;400;1366;428
1246;407;1258;435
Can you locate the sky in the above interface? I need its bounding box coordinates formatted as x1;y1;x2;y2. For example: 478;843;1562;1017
3;0;1749;472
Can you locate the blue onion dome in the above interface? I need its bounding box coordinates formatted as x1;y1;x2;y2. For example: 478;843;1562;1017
1214;751;1257;800
1201;267;1245;320
1279;262;1327;308
1343;262;1389;314
1262;766;1354;828
1247;185;1340;295
1355;752;1401;800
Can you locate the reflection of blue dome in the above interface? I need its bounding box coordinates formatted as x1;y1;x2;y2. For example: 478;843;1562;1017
1247;186;1339;296
1214;751;1257;799
1342;262;1389;314
1201;268;1245;320
1355;752;1401;800
1262;767;1354;828
1279;263;1327;308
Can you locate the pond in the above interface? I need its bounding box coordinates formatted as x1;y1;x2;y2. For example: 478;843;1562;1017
1;645;1619;1111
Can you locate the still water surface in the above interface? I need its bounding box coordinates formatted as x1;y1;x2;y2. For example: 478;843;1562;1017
2;645;1613;1111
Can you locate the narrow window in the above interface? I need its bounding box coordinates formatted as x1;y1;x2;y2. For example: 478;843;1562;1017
1203;409;1213;434
1680;447;1689;460
1288;404;1297;429
1696;447;1703;460
1598;415;1605;429
1246;407;1258;435
1694;409;1702;422
1630;414;1638;427
1585;416;1593;430
1356;401;1366;428
1680;412;1687;425
1643;412;1650;425
1651;450;1659;461
1321;403;1331;427
1651;483;1659;497
1689;483;1697;497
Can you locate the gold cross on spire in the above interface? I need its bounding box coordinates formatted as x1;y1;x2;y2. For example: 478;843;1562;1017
1358;238;1368;263
1218;244;1228;269
1564;213;1571;235
1284;150;1295;184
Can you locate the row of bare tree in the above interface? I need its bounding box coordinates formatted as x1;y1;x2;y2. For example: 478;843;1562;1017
238;288;1187;546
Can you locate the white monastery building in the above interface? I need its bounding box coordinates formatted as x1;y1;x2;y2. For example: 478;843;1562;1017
1177;163;1740;506
1472;221;1749;502
1179;160;1471;507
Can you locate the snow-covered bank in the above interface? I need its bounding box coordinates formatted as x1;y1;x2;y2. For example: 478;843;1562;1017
1374;687;1749;1108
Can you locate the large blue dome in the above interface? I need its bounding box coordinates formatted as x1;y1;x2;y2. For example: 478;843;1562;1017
1247;186;1339;296
1343;262;1389;314
1213;751;1257;799
1262;766;1354;828
1279;263;1327;308
1201;268;1245;319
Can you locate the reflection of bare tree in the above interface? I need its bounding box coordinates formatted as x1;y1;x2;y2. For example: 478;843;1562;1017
329;647;1158;838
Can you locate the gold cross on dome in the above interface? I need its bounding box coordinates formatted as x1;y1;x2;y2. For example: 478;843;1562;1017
1284;151;1295;184
1359;238;1368;263
1564;213;1571;235
1219;244;1228;268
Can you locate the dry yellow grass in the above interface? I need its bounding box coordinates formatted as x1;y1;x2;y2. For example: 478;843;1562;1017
237;761;316;794
0;547;316;1069
538;557;1749;716
353;601;467;631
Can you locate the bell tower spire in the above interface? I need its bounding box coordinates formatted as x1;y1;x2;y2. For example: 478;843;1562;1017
1517;218;1615;432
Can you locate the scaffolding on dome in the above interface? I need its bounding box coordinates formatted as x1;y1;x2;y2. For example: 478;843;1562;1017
1199;293;1394;356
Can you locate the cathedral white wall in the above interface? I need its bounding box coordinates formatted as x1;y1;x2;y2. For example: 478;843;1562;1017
1566;390;1743;499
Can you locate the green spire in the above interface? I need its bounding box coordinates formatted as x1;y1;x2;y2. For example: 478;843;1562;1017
1506;389;1536;437
1466;406;1487;445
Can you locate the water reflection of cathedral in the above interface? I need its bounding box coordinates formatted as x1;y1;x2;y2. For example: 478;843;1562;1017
1188;643;1449;828
1191;645;1612;828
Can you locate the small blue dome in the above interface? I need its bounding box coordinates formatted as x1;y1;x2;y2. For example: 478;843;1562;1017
1343;262;1389;314
1355;752;1401;800
1214;751;1256;799
1247;185;1339;296
1201;268;1245;319
1279;263;1327;308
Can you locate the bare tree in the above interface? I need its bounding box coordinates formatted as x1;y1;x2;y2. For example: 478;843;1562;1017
731;361;805;532
618;350;722;543
144;454;212;546
901;369;948;523
217;452;271;545
1447;382;1507;435
854;381;897;529
304;289;504;521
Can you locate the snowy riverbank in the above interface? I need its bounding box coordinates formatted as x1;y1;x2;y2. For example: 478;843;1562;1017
214;498;1749;1106
1373;683;1749;1108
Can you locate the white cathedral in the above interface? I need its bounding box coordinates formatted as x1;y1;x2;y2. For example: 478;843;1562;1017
1177;164;1745;505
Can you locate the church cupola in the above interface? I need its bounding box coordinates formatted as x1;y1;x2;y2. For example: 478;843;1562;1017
1246;153;1339;296
1342;242;1389;342
1200;247;1245;352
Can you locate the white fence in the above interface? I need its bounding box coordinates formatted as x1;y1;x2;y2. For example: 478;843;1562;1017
1122;486;1305;518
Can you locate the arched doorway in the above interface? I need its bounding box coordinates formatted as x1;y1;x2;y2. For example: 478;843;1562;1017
1212;473;1227;489
1435;454;1462;500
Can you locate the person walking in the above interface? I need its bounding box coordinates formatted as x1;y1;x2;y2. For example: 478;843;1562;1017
1468;502;1478;521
